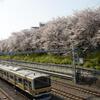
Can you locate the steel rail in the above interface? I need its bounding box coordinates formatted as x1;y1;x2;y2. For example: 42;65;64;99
0;60;100;99
52;80;100;97
18;63;73;80
0;59;100;75
52;87;87;100
0;60;73;80
0;88;14;100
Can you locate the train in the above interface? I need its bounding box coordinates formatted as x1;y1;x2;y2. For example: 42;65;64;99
75;69;97;85
0;64;51;100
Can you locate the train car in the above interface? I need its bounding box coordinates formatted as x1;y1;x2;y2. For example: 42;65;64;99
75;69;97;85
0;64;51;100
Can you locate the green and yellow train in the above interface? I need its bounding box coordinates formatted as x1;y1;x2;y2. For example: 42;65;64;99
0;64;51;100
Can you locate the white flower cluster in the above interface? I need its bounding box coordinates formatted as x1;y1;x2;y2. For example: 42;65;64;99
0;8;100;54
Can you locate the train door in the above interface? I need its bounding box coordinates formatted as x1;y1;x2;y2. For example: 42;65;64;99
6;72;9;80
29;81;32;93
3;71;7;79
23;79;32;93
23;79;29;91
9;73;14;84
14;75;17;85
0;69;3;77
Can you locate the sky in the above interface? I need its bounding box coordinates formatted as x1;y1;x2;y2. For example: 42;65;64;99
0;0;100;40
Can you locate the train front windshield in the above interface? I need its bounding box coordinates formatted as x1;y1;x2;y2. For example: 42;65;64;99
34;77;51;89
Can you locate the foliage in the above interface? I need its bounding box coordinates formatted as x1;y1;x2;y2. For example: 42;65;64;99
84;51;100;69
0;7;100;53
0;53;72;64
0;7;100;69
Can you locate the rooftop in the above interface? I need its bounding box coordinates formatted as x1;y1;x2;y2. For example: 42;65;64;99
0;64;48;80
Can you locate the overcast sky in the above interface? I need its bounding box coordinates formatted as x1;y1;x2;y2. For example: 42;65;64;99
0;0;100;40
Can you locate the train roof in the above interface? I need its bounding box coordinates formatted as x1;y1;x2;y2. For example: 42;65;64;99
0;64;49;80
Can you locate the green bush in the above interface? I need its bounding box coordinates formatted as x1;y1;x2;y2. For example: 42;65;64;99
84;61;93;68
95;66;100;70
0;50;99;70
0;53;72;64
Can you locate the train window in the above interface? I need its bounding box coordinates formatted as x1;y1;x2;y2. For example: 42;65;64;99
29;81;32;89
7;73;9;78
0;70;2;76
4;72;6;76
10;75;13;79
34;77;51;89
24;79;31;89
24;79;28;85
15;76;17;81
18;78;23;84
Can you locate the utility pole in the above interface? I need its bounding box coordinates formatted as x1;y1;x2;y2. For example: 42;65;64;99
71;41;76;84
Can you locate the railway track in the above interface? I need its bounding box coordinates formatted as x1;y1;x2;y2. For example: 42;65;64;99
0;59;100;80
1;59;100;75
0;88;13;100
0;60;100;100
0;60;73;80
52;80;100;98
0;78;29;100
52;87;87;100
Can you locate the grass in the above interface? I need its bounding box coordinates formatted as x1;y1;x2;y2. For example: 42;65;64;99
84;51;100;70
0;53;72;64
0;50;100;70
